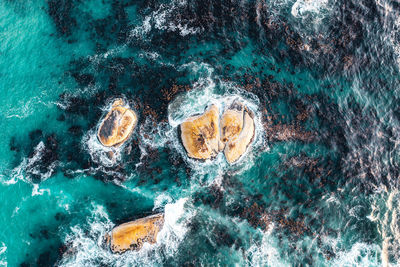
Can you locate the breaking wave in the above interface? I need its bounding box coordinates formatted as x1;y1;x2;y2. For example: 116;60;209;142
58;198;193;266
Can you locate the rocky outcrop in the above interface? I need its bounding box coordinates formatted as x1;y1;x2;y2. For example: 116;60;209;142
179;100;255;163
107;213;165;253
179;105;221;160
221;102;255;163
97;99;137;147
220;102;244;144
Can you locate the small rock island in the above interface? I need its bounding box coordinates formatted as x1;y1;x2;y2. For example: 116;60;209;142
179;100;255;163
107;213;164;253
97;99;137;147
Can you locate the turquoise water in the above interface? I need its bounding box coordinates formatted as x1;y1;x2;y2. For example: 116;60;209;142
1;0;400;266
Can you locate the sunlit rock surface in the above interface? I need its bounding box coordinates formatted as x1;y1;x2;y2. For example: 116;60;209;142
97;99;137;147
222;105;255;163
108;213;164;253
179;105;221;160
220;101;244;144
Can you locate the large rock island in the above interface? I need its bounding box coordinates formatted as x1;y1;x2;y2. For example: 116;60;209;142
179;100;255;163
179;105;221;160
107;213;165;253
97;99;137;147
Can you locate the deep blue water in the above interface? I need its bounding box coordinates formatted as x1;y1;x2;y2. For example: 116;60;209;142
1;0;400;266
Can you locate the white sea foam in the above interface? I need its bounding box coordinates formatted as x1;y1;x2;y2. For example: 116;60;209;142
331;242;380;266
248;223;380;266
25;142;58;181
88;45;128;70
1;141;56;198
3;95;54;119
83;128;121;168
246;225;287;267
291;0;329;18
88;0;189;69
130;15;152;39
128;0;199;41
59;198;193;266
168;63;216;127
2;158;27;185
289;0;332;41
31;183;50;196
138;117;170;151
58;204;114;267
0;243;6;267
156;198;193;255
139;51;160;60
151;1;200;37
154;193;173;210
81;0;199;96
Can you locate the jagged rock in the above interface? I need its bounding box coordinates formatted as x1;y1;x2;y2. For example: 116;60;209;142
97;99;137;147
179;105;221;160
107;213;165;253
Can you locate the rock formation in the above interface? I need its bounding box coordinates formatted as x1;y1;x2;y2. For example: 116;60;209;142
179;100;255;163
107;213;165;253
179;105;221;160
97;99;137;147
220;101;244;144
221;102;255;163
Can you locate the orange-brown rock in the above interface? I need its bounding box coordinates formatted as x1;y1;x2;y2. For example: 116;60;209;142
108;213;164;253
223;107;255;163
97;99;137;147
179;105;221;160
220;101;244;144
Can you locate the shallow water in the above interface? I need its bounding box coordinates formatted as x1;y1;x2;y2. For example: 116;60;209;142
1;0;400;266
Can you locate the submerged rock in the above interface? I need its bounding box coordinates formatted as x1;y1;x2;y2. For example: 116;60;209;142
179;105;221;160
221;102;255;163
179;100;255;163
97;99;137;147
107;213;165;253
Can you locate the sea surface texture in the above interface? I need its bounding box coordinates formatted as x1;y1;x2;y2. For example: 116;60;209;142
1;0;400;266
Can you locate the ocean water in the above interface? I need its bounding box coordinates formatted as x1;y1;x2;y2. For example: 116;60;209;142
1;0;400;266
